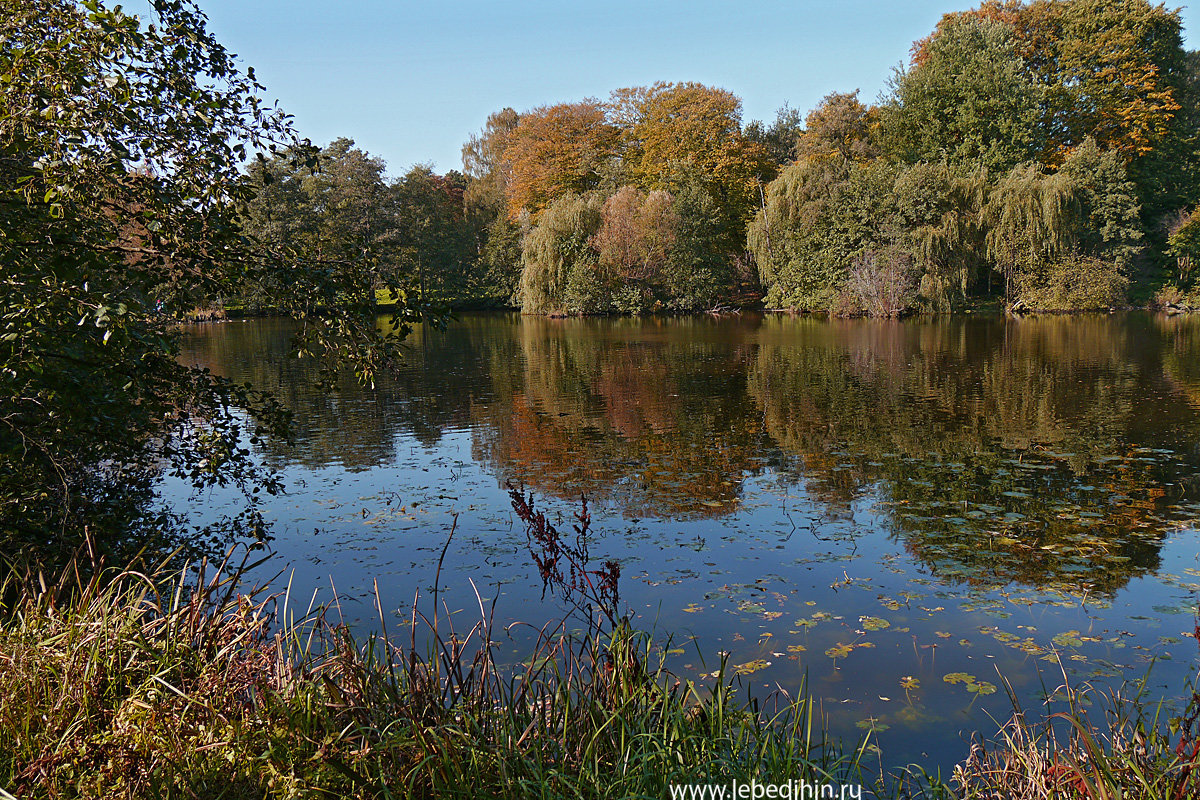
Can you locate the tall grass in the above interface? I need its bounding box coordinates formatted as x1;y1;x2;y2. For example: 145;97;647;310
0;535;879;798
949;633;1200;799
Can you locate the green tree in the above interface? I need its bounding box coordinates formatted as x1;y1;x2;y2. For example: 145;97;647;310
1165;207;1200;286
1059;138;1144;274
477;216;525;307
462;107;519;218
985;163;1078;302
462;108;523;305
392;165;475;304
0;0;429;564
748;159;900;310
893;161;990;309
882;15;1047;172
744;103;804;166
518;193;606;314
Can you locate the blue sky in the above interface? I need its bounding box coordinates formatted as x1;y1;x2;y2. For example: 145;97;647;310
181;1;1198;178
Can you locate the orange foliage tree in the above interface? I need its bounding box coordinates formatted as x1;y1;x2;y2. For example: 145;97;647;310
500;101;619;220
610;82;773;223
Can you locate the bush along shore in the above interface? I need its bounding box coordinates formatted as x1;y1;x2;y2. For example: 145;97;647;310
1;493;1199;799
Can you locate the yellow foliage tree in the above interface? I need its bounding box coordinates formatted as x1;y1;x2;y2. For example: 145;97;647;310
609;82;772;223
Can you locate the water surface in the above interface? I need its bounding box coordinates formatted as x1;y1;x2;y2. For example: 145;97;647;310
175;312;1200;772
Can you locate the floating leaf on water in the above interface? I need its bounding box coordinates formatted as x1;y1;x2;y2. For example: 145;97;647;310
1052;630;1084;648
967;681;997;696
943;672;974;685
900;676;920;691
1153;605;1189;615
1017;639;1043;655
734;659;771;675
825;643;855;660
682;603;704;613
787;644;806;653
935;631;953;639
856;718;889;732
860;616;891;631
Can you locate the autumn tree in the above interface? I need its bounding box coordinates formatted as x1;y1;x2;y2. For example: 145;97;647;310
610;82;772;225
591;186;679;312
501;101;618;220
794;91;881;164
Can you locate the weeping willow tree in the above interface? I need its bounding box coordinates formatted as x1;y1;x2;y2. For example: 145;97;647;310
985;164;1080;305
894;162;990;310
747;158;898;310
985;161;1130;310
518;193;605;314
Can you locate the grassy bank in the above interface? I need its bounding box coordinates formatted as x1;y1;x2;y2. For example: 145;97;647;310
0;553;889;799
3;556;1199;799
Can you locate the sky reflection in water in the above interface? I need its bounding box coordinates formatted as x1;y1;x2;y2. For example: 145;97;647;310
173;311;1200;772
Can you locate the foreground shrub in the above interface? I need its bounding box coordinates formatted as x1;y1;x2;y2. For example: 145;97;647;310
1011;255;1128;312
951;630;1200;799
1153;283;1200;311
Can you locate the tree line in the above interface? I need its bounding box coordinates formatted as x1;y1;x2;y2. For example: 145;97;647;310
241;0;1200;316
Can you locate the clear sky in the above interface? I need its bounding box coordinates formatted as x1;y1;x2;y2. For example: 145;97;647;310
171;1;1199;179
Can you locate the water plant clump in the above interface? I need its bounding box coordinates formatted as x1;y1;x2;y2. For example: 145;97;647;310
950;640;1200;799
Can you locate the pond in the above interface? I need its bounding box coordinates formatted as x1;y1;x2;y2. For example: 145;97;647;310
173;311;1200;774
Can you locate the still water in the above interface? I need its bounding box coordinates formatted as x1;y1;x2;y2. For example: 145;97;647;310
175;311;1200;772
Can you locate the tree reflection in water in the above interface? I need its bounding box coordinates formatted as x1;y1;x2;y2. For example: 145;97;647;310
180;311;1200;597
